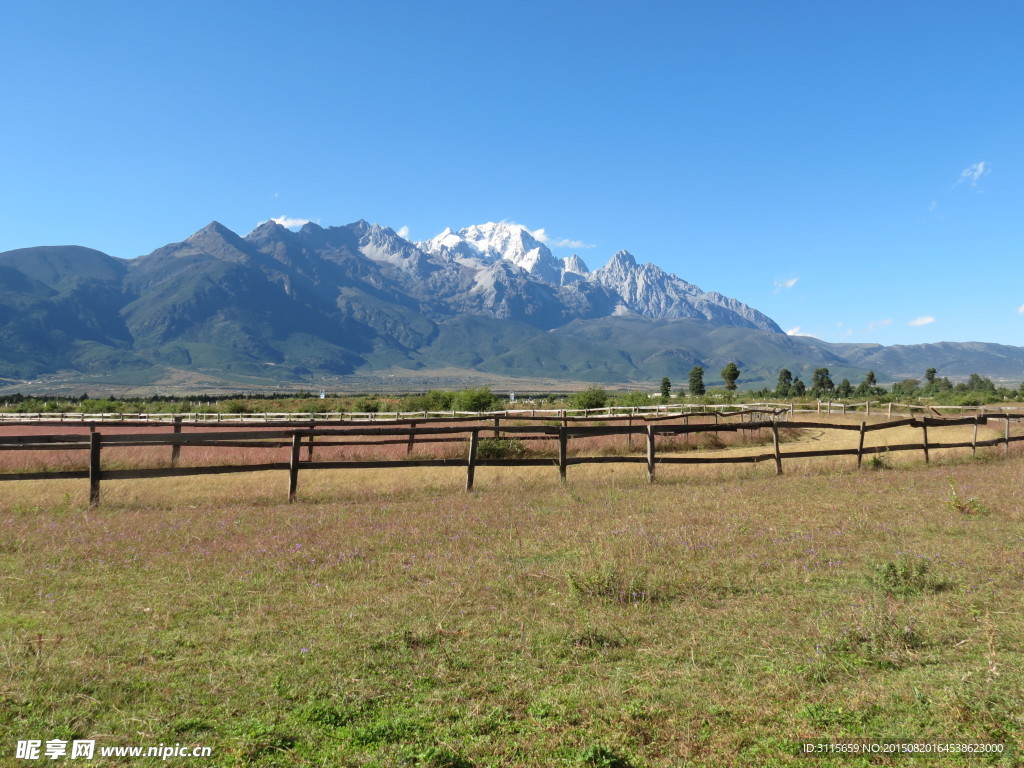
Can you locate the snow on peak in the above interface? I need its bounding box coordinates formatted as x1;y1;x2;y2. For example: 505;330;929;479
420;221;563;283
562;254;590;275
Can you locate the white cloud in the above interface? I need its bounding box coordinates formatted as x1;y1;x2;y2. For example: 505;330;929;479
265;215;312;229
955;161;990;189
551;238;595;249
396;226;410;240
786;326;817;337
867;318;892;331
909;316;936;326
773;276;799;292
1017;304;1024;314
529;226;595;249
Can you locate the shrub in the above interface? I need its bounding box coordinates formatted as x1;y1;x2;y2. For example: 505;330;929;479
403;390;456;412
569;387;608;410
868;555;950;596
615;391;651;408
474;437;527;460
453;387;497;412
354;397;380;413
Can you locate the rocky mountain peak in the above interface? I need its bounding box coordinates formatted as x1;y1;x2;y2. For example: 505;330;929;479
185;221;253;262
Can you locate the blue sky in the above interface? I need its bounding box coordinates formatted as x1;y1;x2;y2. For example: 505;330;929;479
2;1;1021;347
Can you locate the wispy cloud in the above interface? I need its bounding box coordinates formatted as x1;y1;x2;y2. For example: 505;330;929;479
396;225;410;240
773;276;799;293
1017;304;1024;315
867;318;892;331
531;226;595;249
955;161;990;189
909;316;936;326
551;238;595;249
265;215;312;229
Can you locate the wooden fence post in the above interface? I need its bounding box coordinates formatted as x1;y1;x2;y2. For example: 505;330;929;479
493;417;500;438
406;421;416;455
467;429;479;491
772;422;782;475
170;416;182;468
646;425;656;483
972;416;979;457
89;431;102;508
288;433;302;502
1005;417;1011;455
306;422;316;461
887;402;892;420
857;421;866;469
921;420;930;464
558;427;567;482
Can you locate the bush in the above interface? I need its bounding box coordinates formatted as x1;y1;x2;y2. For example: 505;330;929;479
569;387;608;410
615;391;651;407
453;387;497;412
474;438;527;460
403;390;456;412
351;397;379;413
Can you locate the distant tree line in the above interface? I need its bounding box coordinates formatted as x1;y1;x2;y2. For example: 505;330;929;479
3;365;1024;415
749;367;1024;406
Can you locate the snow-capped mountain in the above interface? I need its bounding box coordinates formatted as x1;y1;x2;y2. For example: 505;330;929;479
413;222;781;332
4;216;1022;388
420;221;565;286
590;251;782;331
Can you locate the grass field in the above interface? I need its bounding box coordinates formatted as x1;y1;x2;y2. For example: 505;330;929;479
1;423;1022;766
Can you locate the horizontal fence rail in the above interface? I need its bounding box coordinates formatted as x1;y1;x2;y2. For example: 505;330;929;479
0;411;1020;506
2;402;1021;425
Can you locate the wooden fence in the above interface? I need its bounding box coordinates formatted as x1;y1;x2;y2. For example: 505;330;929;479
1;401;1021;424
1;410;1021;506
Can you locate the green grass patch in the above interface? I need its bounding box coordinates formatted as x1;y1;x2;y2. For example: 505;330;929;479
2;456;1023;765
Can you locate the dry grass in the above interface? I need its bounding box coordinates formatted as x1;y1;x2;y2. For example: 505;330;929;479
1;417;1022;766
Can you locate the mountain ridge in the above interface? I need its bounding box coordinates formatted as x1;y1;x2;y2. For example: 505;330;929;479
1;218;1022;391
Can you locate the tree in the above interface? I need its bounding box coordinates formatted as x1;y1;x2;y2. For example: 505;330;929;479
688;366;705;396
775;368;793;397
811;367;835;395
854;370;880;397
721;362;740;391
792;377;806;396
925;368;937;384
660;377;672;398
836;378;853;398
891;378;920;398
